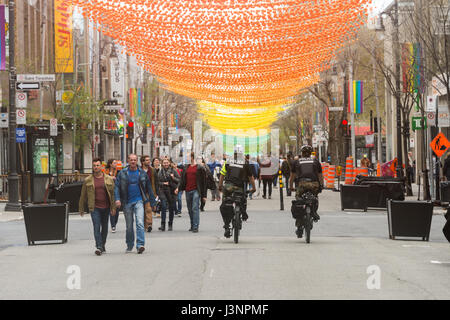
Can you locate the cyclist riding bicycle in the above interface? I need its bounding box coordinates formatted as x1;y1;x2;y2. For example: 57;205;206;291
289;145;324;238
218;148;256;238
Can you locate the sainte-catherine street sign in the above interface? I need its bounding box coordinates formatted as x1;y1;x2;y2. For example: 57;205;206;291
17;74;56;82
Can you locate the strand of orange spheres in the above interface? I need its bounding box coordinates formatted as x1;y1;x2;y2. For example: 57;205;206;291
74;1;370;89
73;0;369;131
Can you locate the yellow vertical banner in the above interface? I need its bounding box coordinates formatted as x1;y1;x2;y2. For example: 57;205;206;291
54;0;73;73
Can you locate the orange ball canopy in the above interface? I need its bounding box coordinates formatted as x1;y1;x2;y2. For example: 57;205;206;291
74;0;369;129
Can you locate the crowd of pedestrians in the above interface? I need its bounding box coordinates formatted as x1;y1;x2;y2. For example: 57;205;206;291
79;152;298;256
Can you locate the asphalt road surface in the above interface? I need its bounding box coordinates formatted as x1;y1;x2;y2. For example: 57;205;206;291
0;188;449;300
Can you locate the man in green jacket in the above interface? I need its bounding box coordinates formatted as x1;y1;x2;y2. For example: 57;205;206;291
79;157;116;256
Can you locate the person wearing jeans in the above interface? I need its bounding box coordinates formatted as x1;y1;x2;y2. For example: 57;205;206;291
115;154;157;254
179;153;207;233
79;157;116;256
105;159;120;232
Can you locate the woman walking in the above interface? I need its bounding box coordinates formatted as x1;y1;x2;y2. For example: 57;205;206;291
158;158;180;231
179;153;207;233
105;159;119;232
172;161;184;217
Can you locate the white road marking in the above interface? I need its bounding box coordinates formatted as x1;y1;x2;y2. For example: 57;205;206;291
402;245;431;248
430;261;450;264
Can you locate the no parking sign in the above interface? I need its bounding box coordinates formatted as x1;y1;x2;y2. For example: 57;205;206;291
16;109;26;125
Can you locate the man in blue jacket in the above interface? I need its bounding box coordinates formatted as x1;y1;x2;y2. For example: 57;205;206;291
115;154;157;254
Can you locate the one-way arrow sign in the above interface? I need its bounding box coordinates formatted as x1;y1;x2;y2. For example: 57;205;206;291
16;82;40;90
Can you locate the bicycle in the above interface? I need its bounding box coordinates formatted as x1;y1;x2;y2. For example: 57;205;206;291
292;191;319;244
229;191;250;244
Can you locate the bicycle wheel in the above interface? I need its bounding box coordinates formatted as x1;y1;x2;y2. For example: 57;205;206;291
234;206;240;244
305;206;311;244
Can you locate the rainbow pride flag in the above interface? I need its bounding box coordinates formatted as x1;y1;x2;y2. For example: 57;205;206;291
0;5;6;71
348;80;364;114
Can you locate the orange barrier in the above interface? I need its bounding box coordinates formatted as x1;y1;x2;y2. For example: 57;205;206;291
377;162;381;177
322;163;329;187
345;157;354;185
327;165;336;189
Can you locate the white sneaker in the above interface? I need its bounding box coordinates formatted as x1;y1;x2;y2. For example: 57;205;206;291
95;248;102;256
125;248;133;253
111;227;116;233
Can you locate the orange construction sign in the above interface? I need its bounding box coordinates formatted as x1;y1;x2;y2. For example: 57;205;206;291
430;132;450;158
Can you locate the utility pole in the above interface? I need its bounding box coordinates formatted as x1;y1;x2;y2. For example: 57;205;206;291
372;43;382;163
38;0;47;122
393;0;404;178
6;0;20;211
349;59;356;167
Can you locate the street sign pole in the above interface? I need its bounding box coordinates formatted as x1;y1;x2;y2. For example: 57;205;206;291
5;0;21;212
349;60;356;167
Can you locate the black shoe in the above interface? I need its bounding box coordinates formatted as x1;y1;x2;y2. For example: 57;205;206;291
262;195;266;199
147;226;152;233
224;228;231;238
95;248;102;256
312;212;320;222
137;247;145;254
192;228;199;233
168;224;173;231
101;247;106;253
296;228;303;238
159;223;166;231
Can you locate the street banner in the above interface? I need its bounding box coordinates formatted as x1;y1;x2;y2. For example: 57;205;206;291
438;105;450;127
54;0;73;73
110;57;124;104
348;80;364;114
0;5;8;71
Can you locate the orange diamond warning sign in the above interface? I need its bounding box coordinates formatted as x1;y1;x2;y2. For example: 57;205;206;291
430;132;450;158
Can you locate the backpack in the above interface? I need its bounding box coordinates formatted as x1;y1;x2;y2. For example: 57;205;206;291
205;167;216;190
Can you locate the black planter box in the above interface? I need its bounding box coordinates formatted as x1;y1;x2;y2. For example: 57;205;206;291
387;200;433;241
23;203;69;245
354;177;405;208
55;181;84;213
340;185;369;212
440;182;450;202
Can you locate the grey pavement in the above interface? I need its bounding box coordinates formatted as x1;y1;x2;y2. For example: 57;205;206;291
0;185;449;300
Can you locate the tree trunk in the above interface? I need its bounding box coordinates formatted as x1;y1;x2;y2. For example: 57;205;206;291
402;115;413;196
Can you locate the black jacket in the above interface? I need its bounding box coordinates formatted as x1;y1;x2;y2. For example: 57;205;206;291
179;164;207;199
443;158;450;179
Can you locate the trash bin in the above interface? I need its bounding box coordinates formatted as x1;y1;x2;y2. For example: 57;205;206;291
22;202;69;245
340;184;369;211
387;200;433;241
55;181;84;213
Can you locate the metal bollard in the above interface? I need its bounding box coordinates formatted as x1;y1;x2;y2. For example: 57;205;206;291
279;170;284;211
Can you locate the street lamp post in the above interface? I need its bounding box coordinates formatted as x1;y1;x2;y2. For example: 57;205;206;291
378;0;404;178
5;0;21;211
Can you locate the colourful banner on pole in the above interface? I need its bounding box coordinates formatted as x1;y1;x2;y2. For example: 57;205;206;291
348;80;364;114
0;5;7;71
54;0;74;73
137;88;142;116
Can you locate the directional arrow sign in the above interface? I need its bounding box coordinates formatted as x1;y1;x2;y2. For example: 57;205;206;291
16;82;40;90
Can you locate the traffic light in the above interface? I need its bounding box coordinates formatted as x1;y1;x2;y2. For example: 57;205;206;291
341;119;349;136
126;121;134;139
